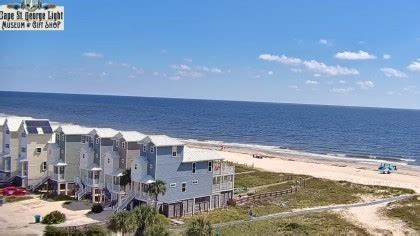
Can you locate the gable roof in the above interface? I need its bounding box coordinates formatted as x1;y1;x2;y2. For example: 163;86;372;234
0;117;6;126
114;131;146;142
56;124;93;135
90;128;119;138
6;116;33;132
182;147;224;163
141;135;184;147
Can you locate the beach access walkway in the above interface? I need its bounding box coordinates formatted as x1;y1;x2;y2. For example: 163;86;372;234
170;194;416;233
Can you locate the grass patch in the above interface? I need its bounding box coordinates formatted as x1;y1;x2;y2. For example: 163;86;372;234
217;212;369;236
41;192;74;201
5;196;33;203
235;171;287;188
234;164;255;173
384;196;420;231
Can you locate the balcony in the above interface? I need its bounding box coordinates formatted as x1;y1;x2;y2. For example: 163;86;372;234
134;191;154;202
51;173;65;181
106;183;124;193
212;181;234;192
213;162;235;176
86;177;100;186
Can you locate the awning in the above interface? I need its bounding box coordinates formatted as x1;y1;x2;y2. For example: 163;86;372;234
18;156;28;162
110;169;125;177
52;159;67;166
87;164;102;171
140;175;155;184
1;153;11;158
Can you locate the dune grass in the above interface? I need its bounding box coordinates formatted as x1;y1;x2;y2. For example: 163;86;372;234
217;213;369;236
384;196;420;232
5;195;33;203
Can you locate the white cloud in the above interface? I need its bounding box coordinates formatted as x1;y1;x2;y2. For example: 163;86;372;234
335;50;376;60
403;86;417;92
199;66;223;73
267;71;274;75
259;53;359;77
170;63;223;79
356;80;375;90
169;76;181;81
258;54;302;66
331;87;354;94
407;59;420;72
303;60;359;76
305;80;319;85
171;64;191;71
82;52;103;58
383;54;391;60
319;38;329;45
339;80;347;84
291;68;302;73
380;68;407;78
288;85;300;90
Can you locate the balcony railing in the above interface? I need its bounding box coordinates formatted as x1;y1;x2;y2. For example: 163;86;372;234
52;173;65;181
87;177;100;186
134;191;153;202
213;163;235;176
107;183;124;192
212;181;234;192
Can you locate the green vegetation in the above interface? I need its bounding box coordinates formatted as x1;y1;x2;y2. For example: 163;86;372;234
4;195;32;203
218;213;369;236
186;218;213;236
44;224;108;236
234;164;255;173
41;192;74;201
107;205;169;235
148;179;167;208
42;211;66;224
384;196;420;232
235;170;287;188
91;203;104;213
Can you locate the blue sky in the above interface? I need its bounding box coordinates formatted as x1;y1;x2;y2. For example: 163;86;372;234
1;0;420;109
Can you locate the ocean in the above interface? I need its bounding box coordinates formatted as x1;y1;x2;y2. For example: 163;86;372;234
0;91;419;166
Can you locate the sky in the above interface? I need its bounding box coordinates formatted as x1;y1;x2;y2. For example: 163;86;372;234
1;0;420;109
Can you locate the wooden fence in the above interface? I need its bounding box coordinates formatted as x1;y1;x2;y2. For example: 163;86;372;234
235;186;299;205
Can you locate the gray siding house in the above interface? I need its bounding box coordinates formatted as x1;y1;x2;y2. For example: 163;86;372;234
129;135;235;217
47;125;92;195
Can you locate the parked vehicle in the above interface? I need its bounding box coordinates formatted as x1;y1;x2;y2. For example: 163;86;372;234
0;186;27;196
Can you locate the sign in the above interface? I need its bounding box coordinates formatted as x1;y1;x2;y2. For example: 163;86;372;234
0;0;64;31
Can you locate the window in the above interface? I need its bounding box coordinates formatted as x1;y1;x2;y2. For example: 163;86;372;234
172;146;177;157
192;162;196;174
82;153;85;159
95;138;99;144
121;158;125;164
60;149;64;154
107;158;110;164
122;142;126;149
134;164;137;170
170;183;176;188
61;134;64;141
116;140;119;147
22;132;26;137
181;182;186;192
142;145;146;152
208;161;212;172
21;147;26;153
150;146;154;153
42;161;47;171
149;164;153;169
192;180;198;185
81;136;85;143
5;129;9;134
5;144;9;148
36;147;42;153
95;153;99;158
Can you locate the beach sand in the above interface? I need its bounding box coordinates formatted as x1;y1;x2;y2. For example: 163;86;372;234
189;142;420;193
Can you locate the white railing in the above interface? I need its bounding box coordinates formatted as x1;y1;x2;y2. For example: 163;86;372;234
213;162;235;176
76;187;86;200
115;192;135;212
30;174;50;191
86;177;100;186
212;181;234;192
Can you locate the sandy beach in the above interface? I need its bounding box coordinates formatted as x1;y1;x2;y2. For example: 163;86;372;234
188;142;420;193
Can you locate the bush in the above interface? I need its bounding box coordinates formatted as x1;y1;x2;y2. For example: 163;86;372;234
91;203;104;213
85;224;108;235
227;198;236;207
44;226;67;236
42;211;66;225
41;192;73;201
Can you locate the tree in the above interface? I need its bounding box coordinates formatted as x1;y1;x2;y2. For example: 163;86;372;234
132;206;169;236
186;218;213;236
148;180;166;209
107;211;137;235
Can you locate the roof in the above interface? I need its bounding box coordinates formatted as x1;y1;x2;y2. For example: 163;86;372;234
56;124;93;135
24;120;53;134
90;128;119;138
6;116;33;132
110;169;125;177
51;159;67;166
87;163;102;171
114;131;146;142
140;175;155;184
0;117;6;126
141;135;184;147
182;147;224;163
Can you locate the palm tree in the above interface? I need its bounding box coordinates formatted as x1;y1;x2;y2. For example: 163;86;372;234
107;211;137;235
148;180;166;210
186;218;213;236
132;205;158;234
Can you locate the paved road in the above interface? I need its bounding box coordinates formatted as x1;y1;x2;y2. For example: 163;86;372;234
170;194;415;232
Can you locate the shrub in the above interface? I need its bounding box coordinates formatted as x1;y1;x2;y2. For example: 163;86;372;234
42;211;66;224
85;224;108;235
63;201;72;205
227;198;236;207
91;203;104;213
44;226;67;236
41;192;73;201
186;218;213;236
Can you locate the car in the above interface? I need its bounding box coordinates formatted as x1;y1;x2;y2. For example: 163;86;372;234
0;186;27;196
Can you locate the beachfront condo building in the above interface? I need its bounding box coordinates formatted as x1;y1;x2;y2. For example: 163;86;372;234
126;135;235;217
104;131;146;205
46;125;93;195
78;128;119;203
16;120;53;189
0;117;32;183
